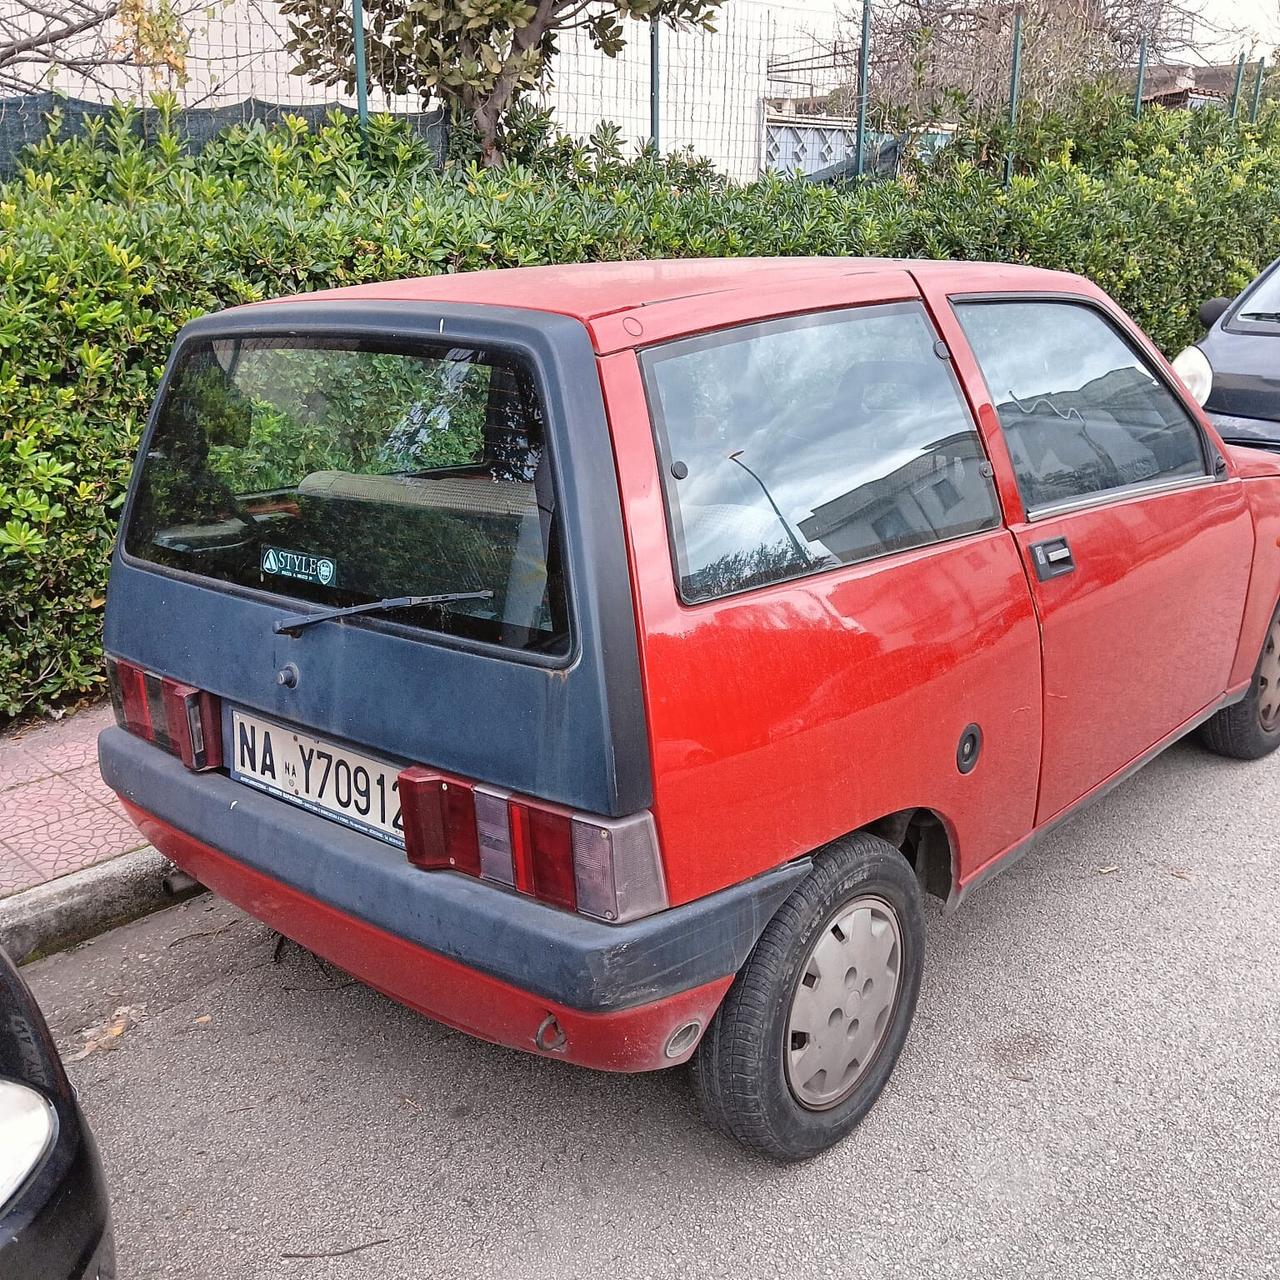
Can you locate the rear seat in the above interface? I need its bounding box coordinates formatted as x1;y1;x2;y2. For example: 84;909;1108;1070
297;470;536;517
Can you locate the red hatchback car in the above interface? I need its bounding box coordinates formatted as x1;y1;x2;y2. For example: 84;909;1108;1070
100;259;1280;1159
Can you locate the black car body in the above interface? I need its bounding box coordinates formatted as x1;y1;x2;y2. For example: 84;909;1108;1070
0;947;114;1280
1193;256;1280;450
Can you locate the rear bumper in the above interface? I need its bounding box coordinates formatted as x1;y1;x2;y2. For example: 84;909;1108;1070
123;800;732;1070
100;727;809;1071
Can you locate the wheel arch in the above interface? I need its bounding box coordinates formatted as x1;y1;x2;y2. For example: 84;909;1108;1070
849;807;956;904
770;808;956;906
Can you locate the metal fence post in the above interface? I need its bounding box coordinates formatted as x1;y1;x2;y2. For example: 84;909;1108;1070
1133;37;1148;118
1230;50;1246;119
854;0;871;178
1251;57;1267;123
1004;7;1023;186
650;18;660;150
351;0;369;146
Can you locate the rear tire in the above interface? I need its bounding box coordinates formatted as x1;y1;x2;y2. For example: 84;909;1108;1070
691;832;923;1162
1200;601;1280;760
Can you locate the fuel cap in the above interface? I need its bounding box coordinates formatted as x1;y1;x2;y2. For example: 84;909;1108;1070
956;723;982;774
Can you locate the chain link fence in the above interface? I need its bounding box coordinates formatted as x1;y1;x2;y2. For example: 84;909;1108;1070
533;1;832;180
0;0;838;178
0;0;444;173
0;0;1273;178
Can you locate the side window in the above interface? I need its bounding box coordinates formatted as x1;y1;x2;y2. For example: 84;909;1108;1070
954;300;1208;513
641;301;1001;604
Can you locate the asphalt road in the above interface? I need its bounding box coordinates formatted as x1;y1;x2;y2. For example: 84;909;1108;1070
24;737;1280;1280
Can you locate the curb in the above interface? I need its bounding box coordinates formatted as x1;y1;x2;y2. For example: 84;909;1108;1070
0;847;206;965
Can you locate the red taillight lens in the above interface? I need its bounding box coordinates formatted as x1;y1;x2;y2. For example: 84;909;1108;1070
161;681;223;771
106;656;222;771
514;803;576;911
399;769;481;876
107;655;150;739
399;766;667;923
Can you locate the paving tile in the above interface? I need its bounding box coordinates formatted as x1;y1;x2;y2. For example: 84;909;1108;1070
3;807;146;882
63;763;121;812
8;704;113;775
0;773;102;838
0;745;51;793
25;727;109;774
0;849;44;899
17;702;113;745
99;806;147;854
30;740;104;775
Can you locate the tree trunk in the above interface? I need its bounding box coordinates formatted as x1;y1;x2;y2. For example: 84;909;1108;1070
472;99;505;167
468;0;559;167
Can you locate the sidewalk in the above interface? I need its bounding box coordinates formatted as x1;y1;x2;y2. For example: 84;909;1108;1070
0;702;147;900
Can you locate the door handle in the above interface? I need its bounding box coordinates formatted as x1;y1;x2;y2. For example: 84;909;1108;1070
1030;535;1075;582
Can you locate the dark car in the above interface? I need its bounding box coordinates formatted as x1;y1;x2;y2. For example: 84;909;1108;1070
1174;256;1280;449
0;947;114;1279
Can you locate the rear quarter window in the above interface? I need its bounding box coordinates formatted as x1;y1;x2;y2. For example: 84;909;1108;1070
640;301;1001;603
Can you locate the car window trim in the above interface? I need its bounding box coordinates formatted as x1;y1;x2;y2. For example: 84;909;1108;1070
661;524;1005;609
1023;472;1216;523
637;298;1004;607
948;291;1218;519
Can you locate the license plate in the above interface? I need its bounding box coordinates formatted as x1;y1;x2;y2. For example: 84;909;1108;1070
227;710;404;846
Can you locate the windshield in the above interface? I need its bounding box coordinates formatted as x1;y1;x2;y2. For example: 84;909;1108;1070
125;336;570;656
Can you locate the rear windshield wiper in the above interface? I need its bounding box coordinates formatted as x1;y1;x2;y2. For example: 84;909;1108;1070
273;591;494;635
1238;311;1280;322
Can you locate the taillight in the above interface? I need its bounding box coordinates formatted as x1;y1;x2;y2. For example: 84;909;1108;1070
106;656;222;771
161;680;223;770
570;811;667;924
516;804;576;910
398;769;667;923
107;655;150;739
399;770;480;876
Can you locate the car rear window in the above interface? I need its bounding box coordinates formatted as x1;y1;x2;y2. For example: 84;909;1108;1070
641;301;1001;603
125;336;570;656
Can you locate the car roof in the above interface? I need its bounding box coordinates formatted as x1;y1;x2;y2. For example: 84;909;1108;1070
258;257;1080;323
263;258;884;322
238;258;1095;356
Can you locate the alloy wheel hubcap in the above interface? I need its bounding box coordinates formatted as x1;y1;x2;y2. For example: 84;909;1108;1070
1261;615;1280;732
785;896;902;1110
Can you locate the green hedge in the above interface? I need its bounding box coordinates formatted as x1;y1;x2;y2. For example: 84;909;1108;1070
3;100;1280;719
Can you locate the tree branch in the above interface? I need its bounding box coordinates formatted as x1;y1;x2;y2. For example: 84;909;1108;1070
0;3;118;69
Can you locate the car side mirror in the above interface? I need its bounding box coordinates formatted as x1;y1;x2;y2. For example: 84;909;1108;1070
1198;297;1232;329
